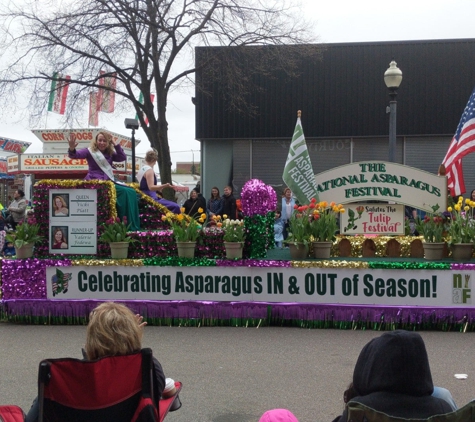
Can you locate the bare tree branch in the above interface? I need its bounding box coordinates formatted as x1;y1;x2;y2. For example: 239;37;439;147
0;0;320;191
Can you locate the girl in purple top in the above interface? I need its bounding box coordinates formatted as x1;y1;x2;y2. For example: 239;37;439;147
137;149;181;214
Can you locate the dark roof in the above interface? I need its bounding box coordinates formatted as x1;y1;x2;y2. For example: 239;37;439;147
195;39;475;140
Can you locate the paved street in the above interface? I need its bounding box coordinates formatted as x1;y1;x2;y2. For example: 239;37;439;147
1;324;474;421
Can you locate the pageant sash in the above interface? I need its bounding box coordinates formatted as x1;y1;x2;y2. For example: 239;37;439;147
137;165;152;185
88;147;117;182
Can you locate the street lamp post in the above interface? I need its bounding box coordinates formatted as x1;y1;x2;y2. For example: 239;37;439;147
384;60;403;162
124;118;140;182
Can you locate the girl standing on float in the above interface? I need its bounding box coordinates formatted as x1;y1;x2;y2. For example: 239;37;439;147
281;187;295;240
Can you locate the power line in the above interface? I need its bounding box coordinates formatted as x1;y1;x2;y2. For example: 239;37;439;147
171;149;199;154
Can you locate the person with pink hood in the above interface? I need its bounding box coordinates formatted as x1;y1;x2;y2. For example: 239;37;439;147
259;408;299;422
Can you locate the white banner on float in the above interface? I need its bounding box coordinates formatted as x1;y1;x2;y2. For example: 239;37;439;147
45;266;474;307
49;189;97;255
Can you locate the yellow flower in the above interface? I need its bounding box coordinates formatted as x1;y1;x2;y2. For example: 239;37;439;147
198;207;204;213
465;206;470;211
448;206;453;212
201;213;206;219
177;214;184;221
454;204;461;212
466;198;471;204
223;214;228;219
199;217;205;223
161;215;166;221
340;209;345;213
180;207;185;213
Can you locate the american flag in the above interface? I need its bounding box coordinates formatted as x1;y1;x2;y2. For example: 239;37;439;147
442;87;475;196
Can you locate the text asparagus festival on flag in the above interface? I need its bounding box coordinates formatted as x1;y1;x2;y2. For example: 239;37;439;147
282;110;319;205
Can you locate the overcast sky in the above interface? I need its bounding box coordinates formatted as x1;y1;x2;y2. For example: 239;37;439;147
0;0;474;166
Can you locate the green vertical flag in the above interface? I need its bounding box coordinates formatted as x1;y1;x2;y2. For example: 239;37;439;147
282;111;319;205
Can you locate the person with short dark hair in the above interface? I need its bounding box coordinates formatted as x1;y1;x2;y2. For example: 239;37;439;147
2;241;15;257
183;189;206;218
221;185;236;219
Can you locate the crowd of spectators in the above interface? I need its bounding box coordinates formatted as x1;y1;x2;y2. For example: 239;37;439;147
14;310;463;421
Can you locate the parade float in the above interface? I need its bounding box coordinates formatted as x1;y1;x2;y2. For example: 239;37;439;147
1;160;475;332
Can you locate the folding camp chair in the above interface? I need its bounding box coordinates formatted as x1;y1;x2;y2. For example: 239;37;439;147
0;405;26;422
37;348;182;422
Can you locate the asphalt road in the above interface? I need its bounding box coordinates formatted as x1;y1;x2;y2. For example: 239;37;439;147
1;324;474;422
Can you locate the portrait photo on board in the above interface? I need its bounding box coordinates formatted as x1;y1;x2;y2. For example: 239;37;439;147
52;194;69;217
51;226;68;249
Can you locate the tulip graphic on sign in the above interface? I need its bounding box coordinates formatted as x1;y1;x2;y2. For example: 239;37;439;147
344;205;365;232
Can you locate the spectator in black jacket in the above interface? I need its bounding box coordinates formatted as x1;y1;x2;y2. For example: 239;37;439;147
333;330;454;422
221;185;236;219
183;189;206;219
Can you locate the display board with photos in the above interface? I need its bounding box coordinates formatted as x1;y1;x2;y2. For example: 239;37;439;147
49;189;97;254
